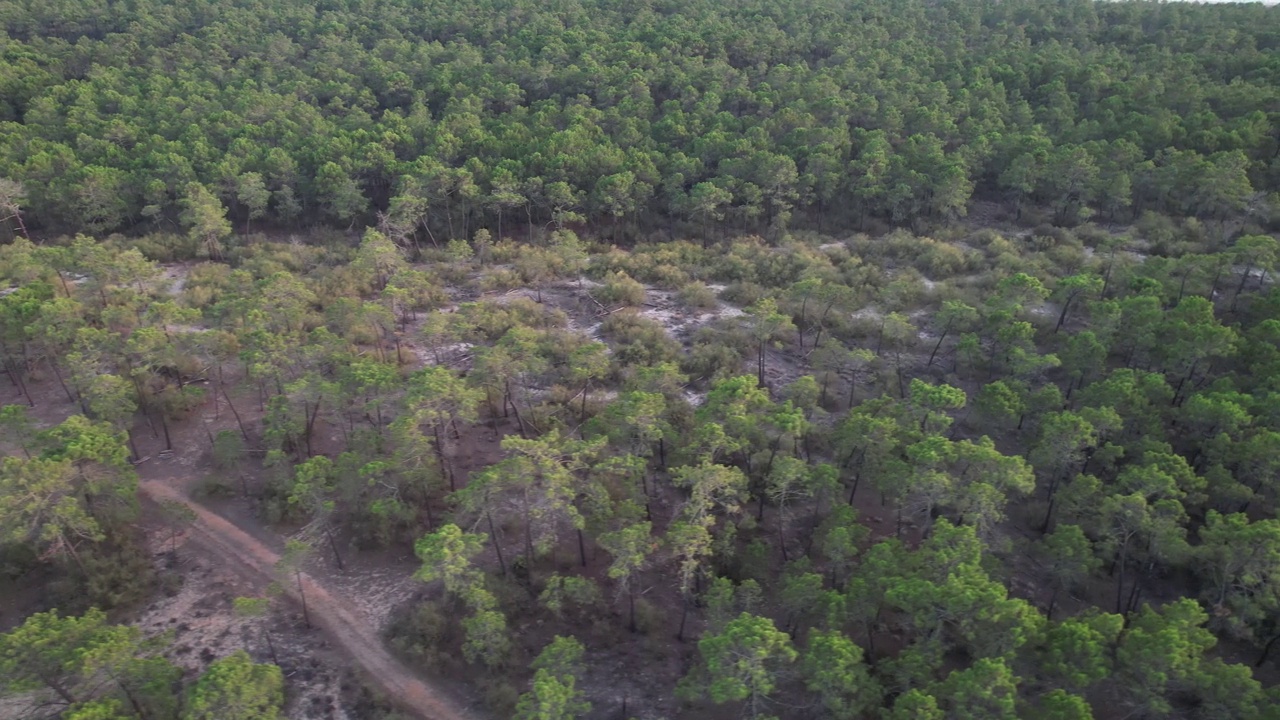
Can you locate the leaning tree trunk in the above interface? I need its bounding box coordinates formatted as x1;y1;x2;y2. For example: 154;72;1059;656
295;570;311;629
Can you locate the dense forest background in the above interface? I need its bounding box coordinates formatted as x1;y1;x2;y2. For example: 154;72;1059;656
0;0;1277;240
5;1;1280;720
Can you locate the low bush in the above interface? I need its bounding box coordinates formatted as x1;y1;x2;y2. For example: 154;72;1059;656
599;310;680;367
597;271;647;306
677;281;719;310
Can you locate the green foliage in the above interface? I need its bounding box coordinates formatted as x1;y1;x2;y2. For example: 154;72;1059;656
1195;511;1280;640
462;609;512;669
934;657;1019;720
1038;612;1123;693
211;430;247;472
414;524;487;602
599;311;681;368
185;650;284;720
180;183;231;260
1037;690;1094;720
0;0;1269;240
886;689;943;720
64;700;133;720
800;631;881;719
513;671;589;720
596;271;647;307
514;636;590;719
1;415;139;584
682;612;797;718
598;521;657;630
5;3;1280;717
538;575;603;619
678;282;720;310
1116;599;1217;717
0;608;179;716
232;597;271;617
1035;524;1102;618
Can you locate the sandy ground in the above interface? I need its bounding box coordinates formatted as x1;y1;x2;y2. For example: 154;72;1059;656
138;538;353;720
139;479;481;720
0;521;367;720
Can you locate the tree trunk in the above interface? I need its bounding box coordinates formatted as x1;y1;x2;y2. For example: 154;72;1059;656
128;431;142;463
221;385;251;442
757;342;766;387
47;357;76;404
1055;296;1074;332
797;296;809;351
1176;270;1191;305
1256;632;1280;667
1114;543;1128;614
864;612;879;662
433;424;454;491
1126;576;1143;614
264;629;279;665
296;570;311;629
524;509;535;566
777;512;789;562
325;527;345;571
1040;489;1058;534
35;673;80;706
113;674;150;720
487;511;507;577
7;359;33;406
158;412;172;451
303;399;322;457
506;380;528;437
1233;262;1255;309
926;327;950;368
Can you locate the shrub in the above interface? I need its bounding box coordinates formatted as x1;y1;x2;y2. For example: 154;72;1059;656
478;267;523;292
1074;223;1118;249
457;297;567;341
597;270;647;306
916;240;971;278
195;472;238;499
683;326;750;382
181;262;233;309
599;310;680;367
646;263;692;288
76;540;156;610
388;599;462;673
478;677;519;716
677;281;719;310
539;574;604;619
720;281;766;307
123;231;200;261
969;228;1006;249
633;597;664;636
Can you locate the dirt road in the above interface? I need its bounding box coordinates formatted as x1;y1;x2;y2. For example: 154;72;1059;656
139;479;478;720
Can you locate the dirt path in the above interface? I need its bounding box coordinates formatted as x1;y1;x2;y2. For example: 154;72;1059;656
138;479;479;720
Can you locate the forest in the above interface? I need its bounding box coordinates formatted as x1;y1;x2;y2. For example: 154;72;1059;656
3;0;1280;719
